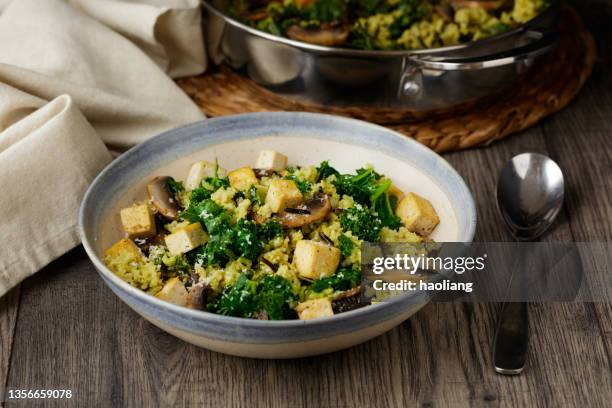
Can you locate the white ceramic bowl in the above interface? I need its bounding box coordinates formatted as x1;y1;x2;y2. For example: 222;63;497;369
79;112;476;358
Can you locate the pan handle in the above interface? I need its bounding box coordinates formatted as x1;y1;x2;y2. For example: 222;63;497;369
410;30;559;71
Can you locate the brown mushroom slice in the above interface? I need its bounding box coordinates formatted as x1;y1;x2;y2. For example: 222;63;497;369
254;310;269;320
253;168;275;178
276;193;332;229
133;230;168;255
332;286;366;314
448;0;509;11
435;4;455;21
147;176;180;220
187;283;210;310
294;0;315;6
251;211;268;225
286;24;349;47
244;9;268;22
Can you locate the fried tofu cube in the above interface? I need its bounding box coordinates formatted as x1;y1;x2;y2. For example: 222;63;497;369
395;192;440;236
155;277;188;307
255;150;288;172
265;179;303;213
296;298;334;320
104;238;144;260
294;240;340;280
228;167;258;191
185;160;226;191
164;223;208;255
119;203;156;239
389;184;405;203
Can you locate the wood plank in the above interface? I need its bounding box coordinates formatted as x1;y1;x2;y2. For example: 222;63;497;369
540;0;612;374
0;286;20;399
6;249;118;407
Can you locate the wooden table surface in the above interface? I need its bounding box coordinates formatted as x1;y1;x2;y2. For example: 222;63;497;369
1;2;611;407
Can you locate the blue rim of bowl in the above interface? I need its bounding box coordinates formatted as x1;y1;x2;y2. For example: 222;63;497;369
79;112;476;335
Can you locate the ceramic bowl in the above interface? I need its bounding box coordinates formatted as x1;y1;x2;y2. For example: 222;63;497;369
79;112;476;358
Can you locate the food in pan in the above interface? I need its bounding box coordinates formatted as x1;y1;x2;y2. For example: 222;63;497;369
104;150;440;320
227;0;549;50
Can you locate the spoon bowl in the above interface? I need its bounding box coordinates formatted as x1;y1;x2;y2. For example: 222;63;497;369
496;153;565;241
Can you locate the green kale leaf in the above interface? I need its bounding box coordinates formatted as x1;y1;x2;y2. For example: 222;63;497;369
316;160;340;181
338;234;355;258
333;167;381;204
334;167;402;240
305;0;345;22
388;0;427;38
232;219;263;261
194;232;233;267
258;219;283;241
211;274;258;317
284;167;311;194
370;178;402;230
310;267;361;293
340;203;383;241
247;185;263;205
256;275;297;320
166;177;184;196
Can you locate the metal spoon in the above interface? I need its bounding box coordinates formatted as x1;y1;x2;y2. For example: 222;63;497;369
493;153;564;375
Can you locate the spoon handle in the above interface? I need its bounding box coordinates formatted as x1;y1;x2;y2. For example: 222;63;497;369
493;302;529;375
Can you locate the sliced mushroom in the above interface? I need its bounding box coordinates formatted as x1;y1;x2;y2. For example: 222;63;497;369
447;0;509;11
435;4;455;21
147;176;180;220
250;211;267;225
253;168;275;178
244;9;268;22
186;272;200;288
254;310;269;320
187;283;210;310
134;230;168;255
332;286;365;314
286;24;349;47
276;193;332;229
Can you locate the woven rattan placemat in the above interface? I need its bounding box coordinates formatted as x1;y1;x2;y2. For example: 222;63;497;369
178;6;595;153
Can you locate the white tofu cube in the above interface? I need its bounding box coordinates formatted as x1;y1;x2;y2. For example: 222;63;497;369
395;192;440;236
265;179;303;213
388;184;405;203
294;240;340;280
255;150;288;172
164;223;208;255
120;203;156;239
296;298;334;320
155;277;188;307
104;238;144;260
185;161;226;191
228;167;258;191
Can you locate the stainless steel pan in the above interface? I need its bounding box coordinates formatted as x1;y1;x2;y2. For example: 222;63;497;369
203;1;558;110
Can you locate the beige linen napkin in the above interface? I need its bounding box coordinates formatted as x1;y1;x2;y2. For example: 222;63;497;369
0;86;112;293
0;0;205;150
0;0;207;297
